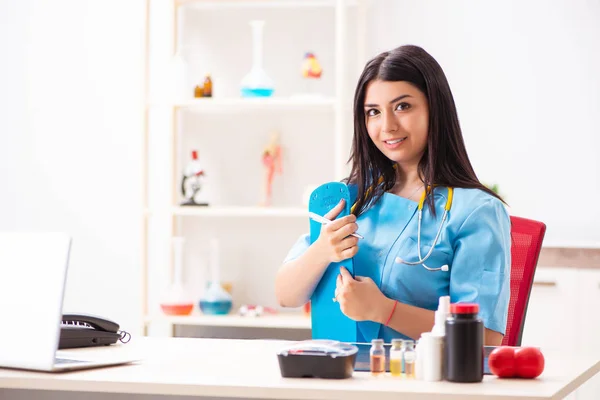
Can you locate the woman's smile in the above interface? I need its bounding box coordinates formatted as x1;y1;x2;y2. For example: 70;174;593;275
383;137;408;149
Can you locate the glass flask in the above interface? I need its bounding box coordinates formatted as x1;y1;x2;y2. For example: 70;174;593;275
199;238;232;315
160;237;194;316
240;20;274;98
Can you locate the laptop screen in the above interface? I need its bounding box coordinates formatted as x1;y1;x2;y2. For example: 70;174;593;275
0;232;72;371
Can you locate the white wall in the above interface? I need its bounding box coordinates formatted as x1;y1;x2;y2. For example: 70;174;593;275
367;0;600;246
0;0;145;333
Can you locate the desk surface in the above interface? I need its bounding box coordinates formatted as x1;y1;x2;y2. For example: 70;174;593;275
0;337;598;400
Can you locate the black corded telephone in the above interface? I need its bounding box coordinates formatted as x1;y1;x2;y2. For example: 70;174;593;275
59;313;130;349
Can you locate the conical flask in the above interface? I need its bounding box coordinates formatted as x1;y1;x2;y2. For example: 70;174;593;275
240;20;274;98
199;238;233;315
160;237;194;316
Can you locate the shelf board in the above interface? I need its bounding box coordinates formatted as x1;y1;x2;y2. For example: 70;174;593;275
145;312;311;330
149;97;337;112
172;206;308;217
542;241;600;249
178;0;353;10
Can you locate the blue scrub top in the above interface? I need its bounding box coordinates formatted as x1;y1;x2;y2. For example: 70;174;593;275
283;186;511;342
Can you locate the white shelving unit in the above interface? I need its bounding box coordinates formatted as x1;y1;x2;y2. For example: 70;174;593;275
149;97;338;112
145;312;311;330
142;0;368;335
178;0;355;10
172;206;307;217
145;206;307;217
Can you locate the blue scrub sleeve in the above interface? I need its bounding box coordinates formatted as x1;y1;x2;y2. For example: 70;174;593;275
283;233;311;264
449;199;511;335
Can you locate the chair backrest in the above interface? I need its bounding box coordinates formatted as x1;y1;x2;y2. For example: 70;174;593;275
502;216;546;346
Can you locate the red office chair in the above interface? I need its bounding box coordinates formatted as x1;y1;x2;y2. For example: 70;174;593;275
501;216;546;346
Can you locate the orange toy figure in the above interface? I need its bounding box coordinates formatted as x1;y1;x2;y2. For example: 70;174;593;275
261;132;283;207
301;52;322;79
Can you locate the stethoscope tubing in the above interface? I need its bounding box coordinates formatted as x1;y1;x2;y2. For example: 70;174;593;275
396;210;447;266
351;181;453;273
394;187;452;272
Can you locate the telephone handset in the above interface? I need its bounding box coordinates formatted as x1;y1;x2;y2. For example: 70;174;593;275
62;313;119;333
59;313;131;349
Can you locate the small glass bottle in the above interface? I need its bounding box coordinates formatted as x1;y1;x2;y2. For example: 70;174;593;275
194;84;203;98
389;339;403;377
370;339;385;376
203;74;212;97
403;340;416;378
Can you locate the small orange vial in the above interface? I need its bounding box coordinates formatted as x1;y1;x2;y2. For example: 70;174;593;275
203;74;212;97
370;339;385;376
194;84;203;98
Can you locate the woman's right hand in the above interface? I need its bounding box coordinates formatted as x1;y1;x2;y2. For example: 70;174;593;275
314;199;360;263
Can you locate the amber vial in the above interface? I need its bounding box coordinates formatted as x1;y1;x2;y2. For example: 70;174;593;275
194;85;203;98
370;339;385;375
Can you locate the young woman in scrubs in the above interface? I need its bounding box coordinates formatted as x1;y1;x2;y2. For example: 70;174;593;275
275;45;510;346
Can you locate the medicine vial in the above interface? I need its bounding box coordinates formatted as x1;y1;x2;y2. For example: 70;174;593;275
389;339;403;377
370;339;385;375
403;340;416;378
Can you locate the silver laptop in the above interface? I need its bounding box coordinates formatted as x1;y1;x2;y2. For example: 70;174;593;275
0;232;138;371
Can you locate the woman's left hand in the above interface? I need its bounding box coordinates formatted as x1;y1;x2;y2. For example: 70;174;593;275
335;266;388;322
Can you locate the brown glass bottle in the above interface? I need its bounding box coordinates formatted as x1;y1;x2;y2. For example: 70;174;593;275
203;74;212;97
194;85;203;98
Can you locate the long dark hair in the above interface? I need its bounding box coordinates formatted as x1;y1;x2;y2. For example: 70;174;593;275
347;45;504;217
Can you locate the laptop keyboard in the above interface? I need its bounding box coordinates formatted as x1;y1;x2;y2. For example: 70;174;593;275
55;358;88;365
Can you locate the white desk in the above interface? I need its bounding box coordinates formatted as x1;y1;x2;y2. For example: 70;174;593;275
0;337;598;400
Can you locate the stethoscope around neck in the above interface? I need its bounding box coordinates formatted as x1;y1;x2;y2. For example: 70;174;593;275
393;186;454;272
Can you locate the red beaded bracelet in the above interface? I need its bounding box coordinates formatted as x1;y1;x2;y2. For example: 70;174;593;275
385;300;398;326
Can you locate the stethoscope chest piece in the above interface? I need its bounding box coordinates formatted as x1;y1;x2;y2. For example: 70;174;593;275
395;256;449;272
